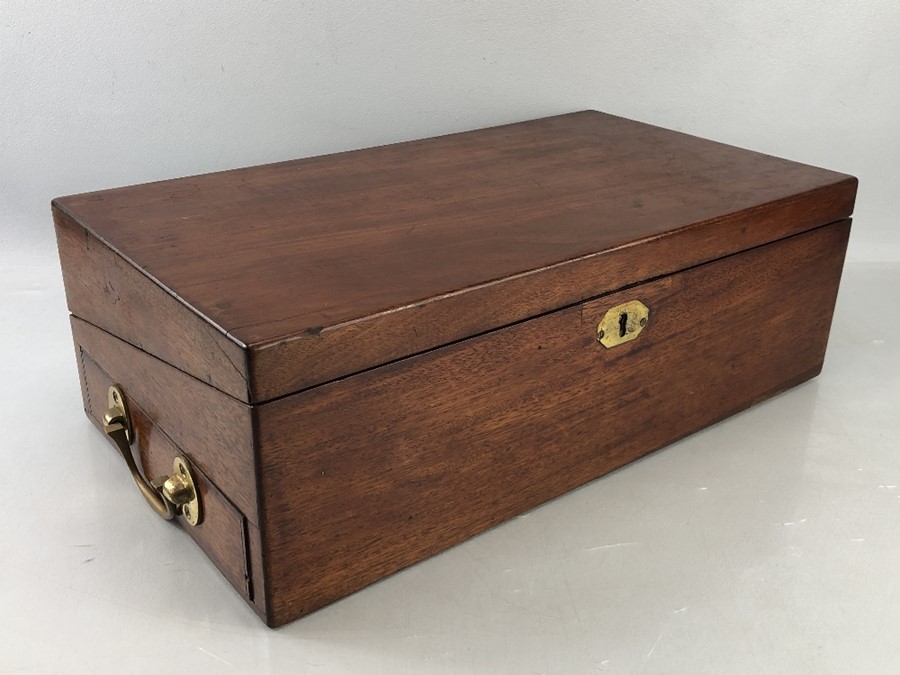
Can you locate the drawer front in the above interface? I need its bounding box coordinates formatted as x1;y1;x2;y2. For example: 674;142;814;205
75;347;264;619
258;220;850;626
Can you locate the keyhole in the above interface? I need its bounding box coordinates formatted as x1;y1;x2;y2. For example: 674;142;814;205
618;312;629;338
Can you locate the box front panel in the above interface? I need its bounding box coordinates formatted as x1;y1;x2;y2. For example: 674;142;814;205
257;219;850;627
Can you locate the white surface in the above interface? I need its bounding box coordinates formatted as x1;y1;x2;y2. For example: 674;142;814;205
2;0;900;261
2;254;899;673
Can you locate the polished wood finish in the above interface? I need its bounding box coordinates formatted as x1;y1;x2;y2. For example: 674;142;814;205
55;111;857;628
57;211;250;401
53;111;857;402
70;317;258;523
255;220;850;626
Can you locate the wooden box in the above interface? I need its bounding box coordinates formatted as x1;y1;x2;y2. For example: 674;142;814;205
53;111;857;627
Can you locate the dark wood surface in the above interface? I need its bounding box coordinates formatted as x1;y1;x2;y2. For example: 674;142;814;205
71;317;259;524
254;219;850;626
56;210;251;401
54;111;857;402
56;112;856;628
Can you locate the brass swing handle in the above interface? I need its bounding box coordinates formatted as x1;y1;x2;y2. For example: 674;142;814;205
102;385;202;526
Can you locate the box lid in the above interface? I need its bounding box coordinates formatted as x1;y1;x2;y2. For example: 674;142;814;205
53;111;857;403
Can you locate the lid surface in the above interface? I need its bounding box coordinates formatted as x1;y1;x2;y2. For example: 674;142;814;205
54;111;857;402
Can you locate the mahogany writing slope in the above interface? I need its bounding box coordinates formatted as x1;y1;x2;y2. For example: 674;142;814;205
53;111;857;627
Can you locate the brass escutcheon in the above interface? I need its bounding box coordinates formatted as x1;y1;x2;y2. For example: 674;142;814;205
596;300;649;348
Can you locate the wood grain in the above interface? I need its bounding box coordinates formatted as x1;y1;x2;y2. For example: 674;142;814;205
56;111;857;628
56;210;251;401
245;520;268;619
255;219;850;626
53;111;858;401
71;317;259;523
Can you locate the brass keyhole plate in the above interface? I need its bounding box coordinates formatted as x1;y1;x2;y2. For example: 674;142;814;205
596;300;649;348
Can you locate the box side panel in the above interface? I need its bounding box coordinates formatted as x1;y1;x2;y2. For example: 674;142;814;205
75;348;266;620
71;317;259;525
256;219;850;627
54;206;251;402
